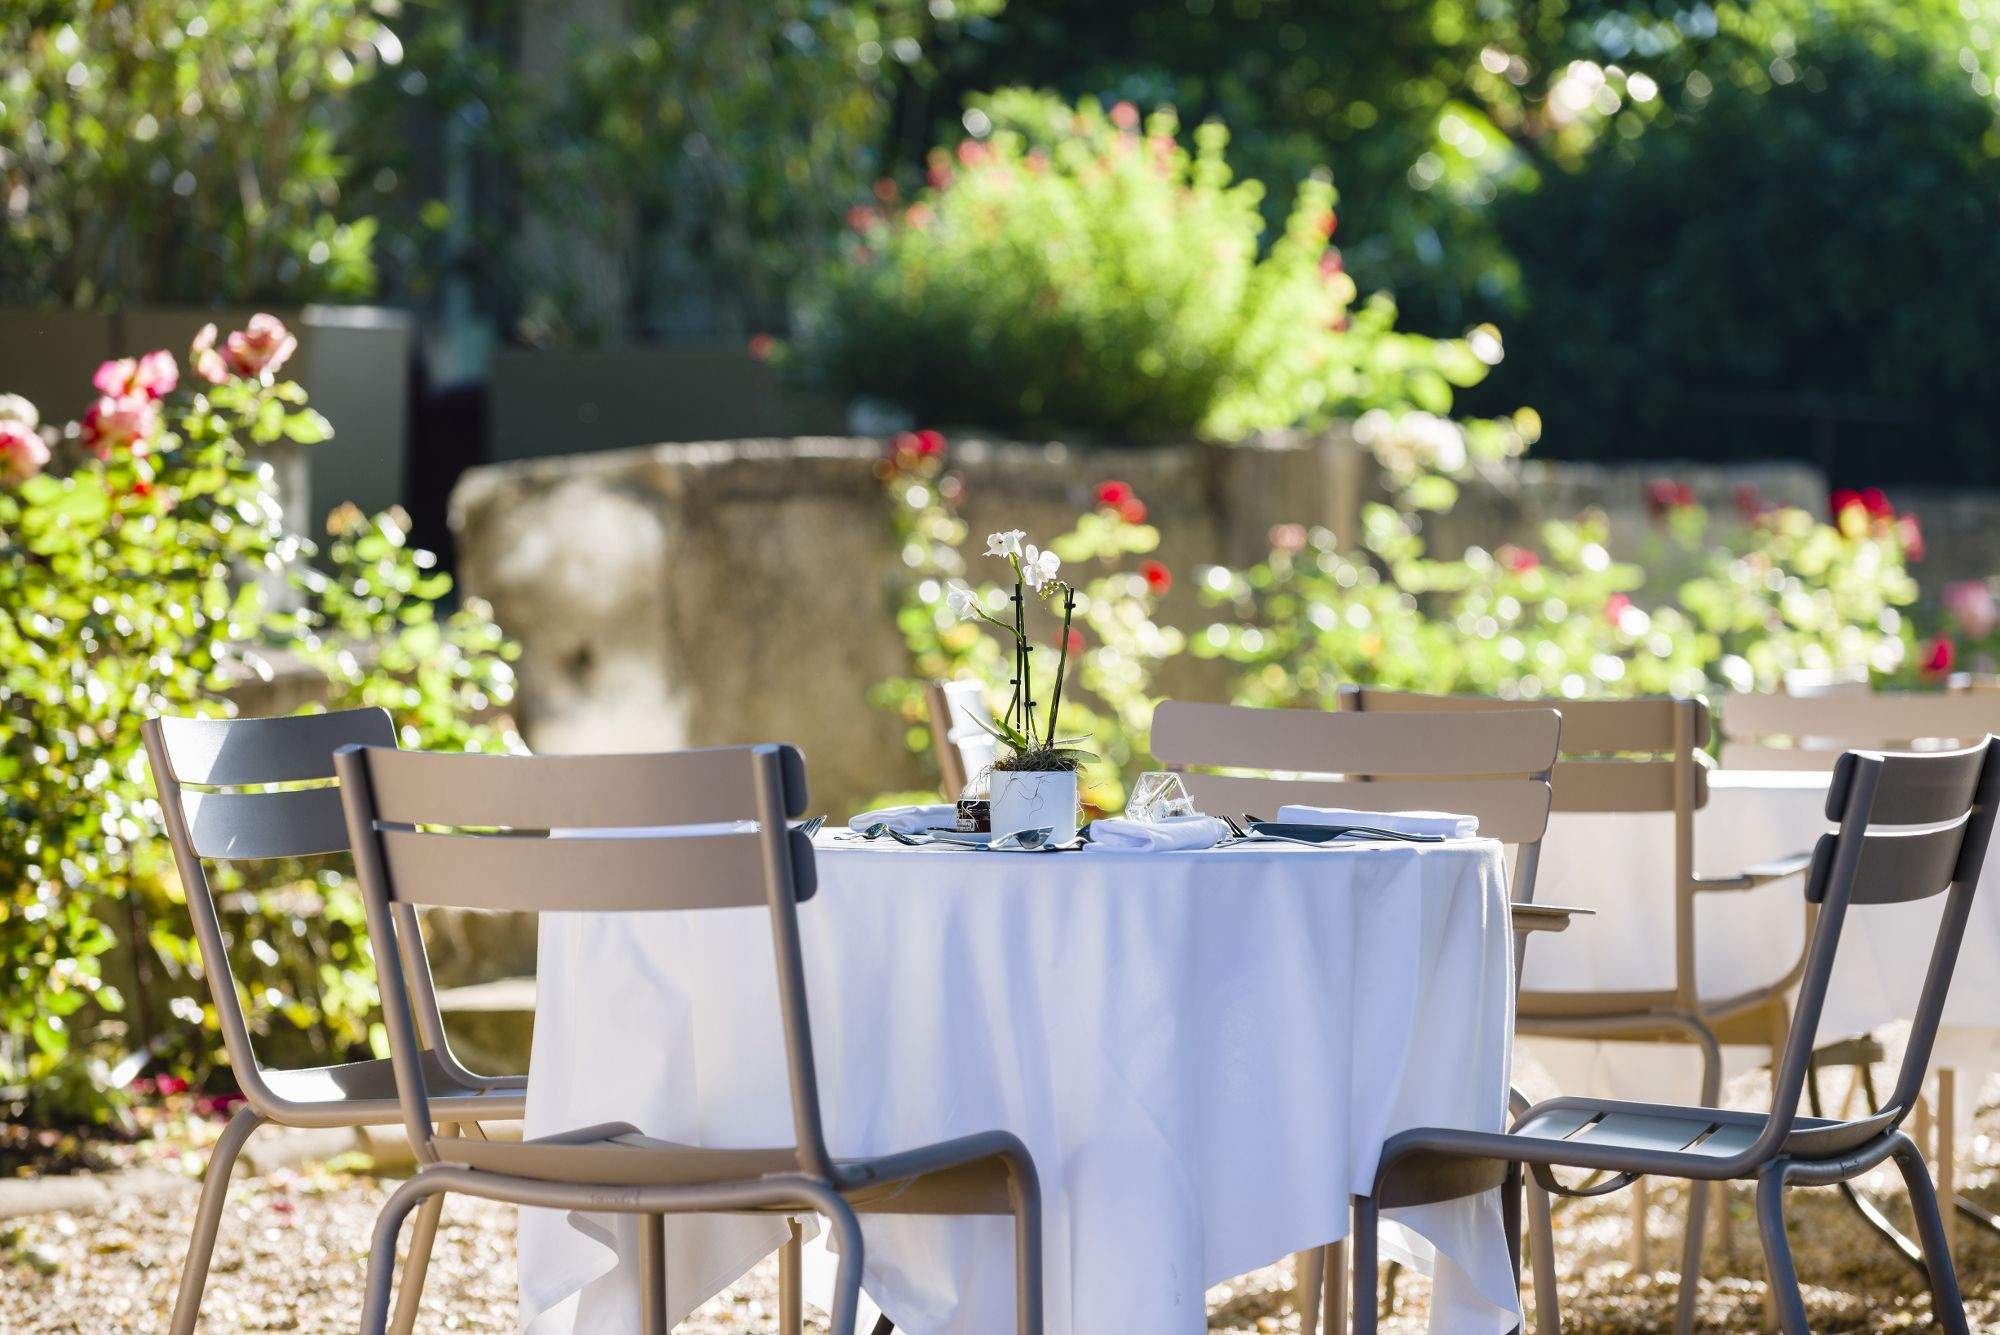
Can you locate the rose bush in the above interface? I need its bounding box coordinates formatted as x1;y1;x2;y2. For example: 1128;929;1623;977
0;317;517;1124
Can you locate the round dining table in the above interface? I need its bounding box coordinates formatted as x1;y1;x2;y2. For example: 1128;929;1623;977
1521;768;2000;1115
515;832;1523;1335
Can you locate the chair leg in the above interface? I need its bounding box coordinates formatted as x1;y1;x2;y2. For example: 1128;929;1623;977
1004;1144;1044;1335
1294;1248;1325;1334
169;1105;266;1335
1753;1165;1808;1335
388;1192;446;1335
1892;1133;1971;1335
638;1213;668;1335
1323;1238;1348;1335
815;1194;866;1335
779;1217;804;1335
1670;1017;1723;1335
1351;1197;1380;1335
1526;1178;1561;1335
363;1175;447;1335
1809;1057;1928;1274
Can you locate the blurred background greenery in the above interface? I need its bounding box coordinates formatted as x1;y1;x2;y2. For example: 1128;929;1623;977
3;0;1998;479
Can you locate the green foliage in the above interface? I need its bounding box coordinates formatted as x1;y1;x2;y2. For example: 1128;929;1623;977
1195;493;1919;711
0;0;392;306
801;91;1529;447
0;322;516;1122
1490;24;2000;483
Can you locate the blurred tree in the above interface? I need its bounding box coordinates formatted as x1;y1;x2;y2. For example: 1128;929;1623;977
0;0;395;306
1486;23;2000;483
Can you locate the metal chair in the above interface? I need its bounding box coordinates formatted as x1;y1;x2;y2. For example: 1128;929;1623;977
1150;699;1570;1334
1341;688;1814;1330
1350;739;1998;1335
332;741;1044;1335
142;708;526;1335
924;677;998;799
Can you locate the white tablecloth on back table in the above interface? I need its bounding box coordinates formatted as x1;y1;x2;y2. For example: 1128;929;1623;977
1522;769;2000;1107
517;836;1520;1335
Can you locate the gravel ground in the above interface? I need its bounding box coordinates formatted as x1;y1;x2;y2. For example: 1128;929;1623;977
4;1095;1999;1332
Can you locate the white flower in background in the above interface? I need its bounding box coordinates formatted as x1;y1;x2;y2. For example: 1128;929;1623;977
945;580;979;618
1021;544;1060;590
0;394;38;429
986;529;1025;557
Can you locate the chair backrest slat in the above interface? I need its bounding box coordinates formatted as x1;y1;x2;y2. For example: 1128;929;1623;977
1805;820;1971;906
374;826;815;911
181;785;352;860
356;746;809;830
1824;745;1987;826
1152;699;1561;778
1549;758;1702;813
1722;691;2000;770
1344;688;1705;753
150;708;398;787
1177;772;1554;844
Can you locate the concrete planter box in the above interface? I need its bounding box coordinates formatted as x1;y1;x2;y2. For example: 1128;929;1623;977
486;345;846;463
0;304;417;524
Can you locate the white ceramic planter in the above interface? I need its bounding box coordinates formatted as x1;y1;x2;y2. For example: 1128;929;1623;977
989;768;1079;844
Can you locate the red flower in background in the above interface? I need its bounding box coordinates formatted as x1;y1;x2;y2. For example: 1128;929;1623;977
1269;522;1309;554
911;429;945;457
1644;477;1696;518
1109;101;1141;131
1498;545;1541;573
1605;592;1633;622
1141;559;1173;593
94;350;178;401
746;333;777;361
1859;487;1893;519
1094;479;1133;508
81;393;157;458
0;417;49;485
1119;497;1148;524
1733;484;1764;521
1829;488;1861;520
1922;636;1956;678
1897;513;1925;562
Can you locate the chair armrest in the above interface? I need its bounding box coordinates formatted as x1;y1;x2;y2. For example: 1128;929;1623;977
1510;903;1593;936
1692;850;1814;893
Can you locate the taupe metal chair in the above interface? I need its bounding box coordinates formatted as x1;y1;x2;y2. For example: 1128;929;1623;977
332;741;1043;1335
1721;690;2000;770
1351;739;1998;1335
1150;699;1570;1334
142;709;525;1335
924;677;997;799
1340;688;1812;1331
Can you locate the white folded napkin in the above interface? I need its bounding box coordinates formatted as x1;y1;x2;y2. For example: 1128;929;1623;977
1275;805;1479;839
1084;815;1230;853
847;804;957;835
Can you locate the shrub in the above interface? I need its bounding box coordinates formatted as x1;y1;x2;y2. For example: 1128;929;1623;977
0;317;516;1123
0;1;390;306
799;91;1525;447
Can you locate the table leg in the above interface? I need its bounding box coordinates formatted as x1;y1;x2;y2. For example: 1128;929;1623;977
1937;1069;1958;1257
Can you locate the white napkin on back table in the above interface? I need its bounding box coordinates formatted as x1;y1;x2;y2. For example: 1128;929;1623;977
1083;814;1229;852
1276;806;1479;839
847;804;956;835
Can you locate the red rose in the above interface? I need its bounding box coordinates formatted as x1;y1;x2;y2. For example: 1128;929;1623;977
1498;545;1540;573
1860;487;1893;519
1119;497;1148;525
1830;489;1862;522
1922;636;1956;677
1645;478;1696;518
747;333;777;361
912;429;946;457
1141;560;1172;592
82;393;158;458
1056;627;1086;653
1094;480;1133;508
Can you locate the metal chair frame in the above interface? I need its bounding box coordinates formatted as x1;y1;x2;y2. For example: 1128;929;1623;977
334;741;1043;1335
1350;740;2000;1335
143;708;526;1334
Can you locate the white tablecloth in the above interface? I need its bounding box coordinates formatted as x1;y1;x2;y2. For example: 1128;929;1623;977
517;836;1520;1335
1521;770;2000;1107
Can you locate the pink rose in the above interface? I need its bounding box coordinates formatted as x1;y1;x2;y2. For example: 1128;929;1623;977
190;324;232;385
0;417;49;485
93;350;179;400
81;393;158;458
1944;580;1998;639
223;313;298;379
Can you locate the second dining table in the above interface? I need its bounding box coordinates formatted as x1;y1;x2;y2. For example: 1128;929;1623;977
516;831;1522;1335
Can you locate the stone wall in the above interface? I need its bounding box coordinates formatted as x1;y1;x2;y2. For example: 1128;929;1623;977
450;433;1988;819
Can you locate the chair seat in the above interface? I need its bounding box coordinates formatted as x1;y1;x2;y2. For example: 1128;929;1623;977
433;1123;1017;1214
258;1051;526;1124
1514;1100;1901;1168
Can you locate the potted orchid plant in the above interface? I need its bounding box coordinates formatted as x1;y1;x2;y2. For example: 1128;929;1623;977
945;530;1090;842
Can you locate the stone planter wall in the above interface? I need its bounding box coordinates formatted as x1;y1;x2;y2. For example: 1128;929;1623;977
450;432;1995;820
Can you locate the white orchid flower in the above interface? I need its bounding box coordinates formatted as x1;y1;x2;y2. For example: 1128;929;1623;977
1020;544;1060;591
944;580;979;618
985;529;1025;558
